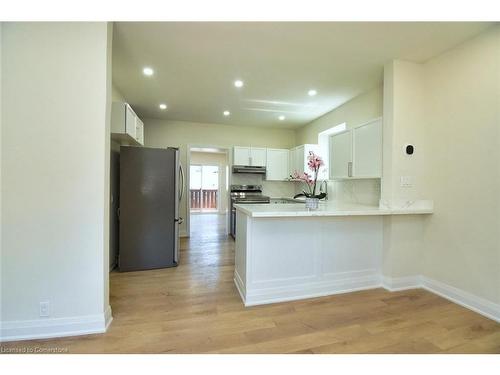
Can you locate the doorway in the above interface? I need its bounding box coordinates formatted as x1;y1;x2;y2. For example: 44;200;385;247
190;165;220;213
187;147;230;238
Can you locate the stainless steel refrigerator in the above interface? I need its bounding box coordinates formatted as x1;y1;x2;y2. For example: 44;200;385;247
119;146;184;271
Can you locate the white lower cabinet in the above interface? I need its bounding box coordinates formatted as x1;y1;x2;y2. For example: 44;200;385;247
266;149;289;180
329;118;382;179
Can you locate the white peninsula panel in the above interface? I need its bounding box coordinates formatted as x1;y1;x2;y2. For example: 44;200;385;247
235;211;383;306
234;202;433;306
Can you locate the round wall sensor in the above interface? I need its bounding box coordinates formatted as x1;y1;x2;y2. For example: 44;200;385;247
405;144;415;155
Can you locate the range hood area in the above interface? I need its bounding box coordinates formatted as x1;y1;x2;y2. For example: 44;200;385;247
232;165;267;174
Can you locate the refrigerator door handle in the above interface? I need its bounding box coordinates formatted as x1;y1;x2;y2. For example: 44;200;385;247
174;233;179;264
179;164;185;203
174;217;182;264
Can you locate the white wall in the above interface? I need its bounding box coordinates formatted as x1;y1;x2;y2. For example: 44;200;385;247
111;84;126;152
381;60;427;279
381;26;500;307
1;23;112;340
382;60;426;207
0;23;3;322
420;26;500;304
112;84;126;102
144;118;297;235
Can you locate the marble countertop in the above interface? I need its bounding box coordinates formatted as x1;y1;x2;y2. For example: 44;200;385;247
234;200;434;218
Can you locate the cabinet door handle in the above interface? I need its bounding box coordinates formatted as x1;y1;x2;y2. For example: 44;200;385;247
348;162;353;177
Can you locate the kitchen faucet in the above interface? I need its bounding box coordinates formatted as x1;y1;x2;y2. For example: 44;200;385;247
320;180;328;200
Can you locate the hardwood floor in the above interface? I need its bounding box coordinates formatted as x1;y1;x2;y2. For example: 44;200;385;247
2;213;499;353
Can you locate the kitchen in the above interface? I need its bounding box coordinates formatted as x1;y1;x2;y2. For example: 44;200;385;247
106;21;500;344
2;20;499;358
106;14;495;319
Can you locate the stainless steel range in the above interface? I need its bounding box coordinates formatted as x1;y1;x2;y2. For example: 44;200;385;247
230;184;270;238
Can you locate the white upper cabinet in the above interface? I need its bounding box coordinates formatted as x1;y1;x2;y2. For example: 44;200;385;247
111;102;144;146
266;149;290;180
353;119;382;177
135;117;144;145
233;147;267;166
290;144;319;176
329;118;382;179
329;131;352;179
233;147;251;165
250;147;267;167
124;104;137;139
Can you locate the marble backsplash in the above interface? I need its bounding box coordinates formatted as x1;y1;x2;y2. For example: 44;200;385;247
294;178;381;206
231;173;380;205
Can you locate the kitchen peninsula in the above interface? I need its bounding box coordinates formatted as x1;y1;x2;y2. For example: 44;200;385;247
234;201;433;306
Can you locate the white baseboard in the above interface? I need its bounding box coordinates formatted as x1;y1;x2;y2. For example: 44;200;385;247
233;271;246;302
421;276;500;323
381;275;421;291
0;305;113;342
240;272;500;323
104;305;113;331
243;274;381;307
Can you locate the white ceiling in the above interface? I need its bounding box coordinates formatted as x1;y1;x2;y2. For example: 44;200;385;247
112;22;492;129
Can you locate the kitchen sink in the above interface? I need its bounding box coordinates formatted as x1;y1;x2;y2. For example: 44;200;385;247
269;198;304;204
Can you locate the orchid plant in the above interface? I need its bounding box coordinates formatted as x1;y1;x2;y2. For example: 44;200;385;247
290;151;326;199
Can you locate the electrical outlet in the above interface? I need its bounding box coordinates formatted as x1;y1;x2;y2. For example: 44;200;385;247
39;301;50;317
400;176;414;188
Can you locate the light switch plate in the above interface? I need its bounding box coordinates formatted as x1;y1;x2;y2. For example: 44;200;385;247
39;301;50;317
400;176;414;188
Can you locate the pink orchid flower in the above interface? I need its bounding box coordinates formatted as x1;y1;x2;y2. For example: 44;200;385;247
290;151;325;197
307;151;324;171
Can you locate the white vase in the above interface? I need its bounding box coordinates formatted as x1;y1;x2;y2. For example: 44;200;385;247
305;197;319;210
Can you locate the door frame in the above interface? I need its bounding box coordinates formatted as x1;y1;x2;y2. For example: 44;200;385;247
189;163;222;214
187;144;232;237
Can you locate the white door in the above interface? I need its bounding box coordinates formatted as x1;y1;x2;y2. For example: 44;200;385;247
330;131;352;179
353;119;382;177
266;149;289;180
250;148;267;167
233;147;250;165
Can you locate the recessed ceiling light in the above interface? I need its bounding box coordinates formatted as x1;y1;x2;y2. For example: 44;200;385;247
308;89;317;96
159;103;167;110
278;115;285;121
234;80;244;88
223;110;230;116
143;67;154;76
